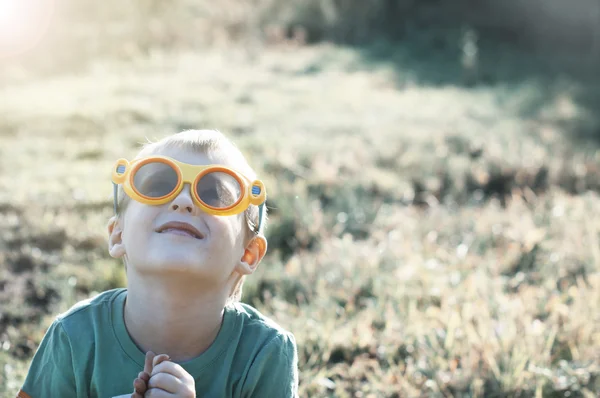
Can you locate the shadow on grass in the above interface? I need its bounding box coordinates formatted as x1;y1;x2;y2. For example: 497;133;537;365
343;26;600;148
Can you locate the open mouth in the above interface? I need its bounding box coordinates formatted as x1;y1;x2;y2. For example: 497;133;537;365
155;221;204;240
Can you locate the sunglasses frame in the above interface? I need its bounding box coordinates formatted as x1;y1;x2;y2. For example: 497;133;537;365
111;155;266;232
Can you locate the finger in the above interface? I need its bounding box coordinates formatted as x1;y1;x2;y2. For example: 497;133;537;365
148;372;183;393
150;361;192;382
145;387;176;398
139;371;150;384
133;377;147;394
152;353;171;369
144;351;156;375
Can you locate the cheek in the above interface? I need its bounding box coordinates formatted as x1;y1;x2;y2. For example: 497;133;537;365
230;217;250;255
122;205;157;244
208;215;245;249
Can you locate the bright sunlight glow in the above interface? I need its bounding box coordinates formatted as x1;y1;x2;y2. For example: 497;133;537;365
0;0;54;58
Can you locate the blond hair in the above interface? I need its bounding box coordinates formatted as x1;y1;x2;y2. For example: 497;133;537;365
115;129;267;302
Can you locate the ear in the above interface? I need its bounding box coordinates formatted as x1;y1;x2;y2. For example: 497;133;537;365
107;215;126;259
235;236;267;276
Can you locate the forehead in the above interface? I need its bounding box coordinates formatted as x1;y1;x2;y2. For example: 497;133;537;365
151;146;234;168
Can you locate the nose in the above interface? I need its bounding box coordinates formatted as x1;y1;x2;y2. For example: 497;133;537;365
169;184;197;214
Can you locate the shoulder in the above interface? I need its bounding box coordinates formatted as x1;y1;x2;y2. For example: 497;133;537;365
21;289;125;396
228;304;299;396
227;302;297;355
229;302;294;337
55;288;125;334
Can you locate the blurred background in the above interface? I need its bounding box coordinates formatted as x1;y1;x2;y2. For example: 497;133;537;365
1;0;600;396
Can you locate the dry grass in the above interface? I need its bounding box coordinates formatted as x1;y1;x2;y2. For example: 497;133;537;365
1;1;600;397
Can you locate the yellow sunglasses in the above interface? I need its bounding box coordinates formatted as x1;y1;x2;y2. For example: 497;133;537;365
111;155;266;232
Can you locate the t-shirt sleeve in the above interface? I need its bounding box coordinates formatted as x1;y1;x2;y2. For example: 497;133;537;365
18;319;77;398
242;332;299;398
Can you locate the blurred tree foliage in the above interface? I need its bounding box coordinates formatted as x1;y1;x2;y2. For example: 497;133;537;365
263;0;600;57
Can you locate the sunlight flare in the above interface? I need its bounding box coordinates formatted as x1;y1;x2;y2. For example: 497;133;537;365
0;0;54;58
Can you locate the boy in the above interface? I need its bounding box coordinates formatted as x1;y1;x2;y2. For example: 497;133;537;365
18;130;299;397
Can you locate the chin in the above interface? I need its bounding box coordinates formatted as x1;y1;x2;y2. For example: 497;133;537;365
136;250;205;274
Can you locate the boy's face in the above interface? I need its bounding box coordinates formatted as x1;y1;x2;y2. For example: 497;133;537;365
109;147;264;285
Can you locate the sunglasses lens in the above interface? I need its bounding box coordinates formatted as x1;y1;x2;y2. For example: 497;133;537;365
133;161;179;198
196;171;241;208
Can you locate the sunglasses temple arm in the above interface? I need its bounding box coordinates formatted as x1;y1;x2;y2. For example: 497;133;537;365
256;203;264;234
113;183;118;215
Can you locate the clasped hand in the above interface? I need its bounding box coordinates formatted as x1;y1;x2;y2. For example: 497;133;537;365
132;351;196;398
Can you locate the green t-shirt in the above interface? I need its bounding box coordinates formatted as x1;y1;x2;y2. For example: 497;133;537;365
19;288;299;398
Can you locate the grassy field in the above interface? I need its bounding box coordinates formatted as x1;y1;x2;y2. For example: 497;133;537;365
1;2;600;397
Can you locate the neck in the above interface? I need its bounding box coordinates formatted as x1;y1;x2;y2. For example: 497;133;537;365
123;269;232;363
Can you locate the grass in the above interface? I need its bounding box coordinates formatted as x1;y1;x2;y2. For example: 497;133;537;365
1;1;600;397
